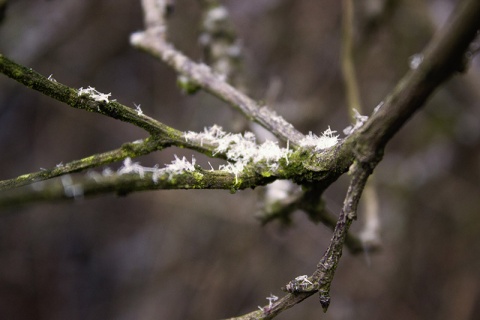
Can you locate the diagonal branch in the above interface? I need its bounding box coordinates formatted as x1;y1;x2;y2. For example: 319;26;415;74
0;137;161;191
130;0;305;145
353;0;480;164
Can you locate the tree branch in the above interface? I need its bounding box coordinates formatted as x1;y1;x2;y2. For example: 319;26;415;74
354;0;480;164
0;163;277;208
228;0;480;318
130;0;305;145
0;137;161;191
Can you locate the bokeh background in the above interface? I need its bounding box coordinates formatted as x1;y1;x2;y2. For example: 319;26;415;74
1;0;480;319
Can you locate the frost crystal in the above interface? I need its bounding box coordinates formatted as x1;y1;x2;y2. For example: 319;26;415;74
133;103;143;115
259;106;295;131
266;294;278;307
78;86;114;103
300;127;339;151
48;74;57;82
60;174;83;199
374;101;384;113
409;53;424;70
165;155;196;173
118;157;146;178
184;125;293;178
343;109;369;135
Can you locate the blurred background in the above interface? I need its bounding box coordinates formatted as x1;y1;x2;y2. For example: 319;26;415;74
1;0;480;319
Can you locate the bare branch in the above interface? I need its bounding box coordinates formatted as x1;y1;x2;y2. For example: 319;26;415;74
131;0;305;145
0;163;277;208
354;0;480;163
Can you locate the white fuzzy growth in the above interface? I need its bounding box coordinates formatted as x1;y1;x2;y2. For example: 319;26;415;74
343;109;369;135
409;53;424;70
78;86;113;103
184;125;292;175
300;127;339;150
116;156;197;183
259;106;295;131
165;155;196;173
102;167;114;177
60;174;83;199
118;157;146;178
48;74;57;82
133;103;143;115
266;294;278;308
265;180;294;204
374;101;384;113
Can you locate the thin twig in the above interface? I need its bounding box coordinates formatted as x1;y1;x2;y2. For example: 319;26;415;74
0;138;161;191
341;0;382;252
341;0;362;115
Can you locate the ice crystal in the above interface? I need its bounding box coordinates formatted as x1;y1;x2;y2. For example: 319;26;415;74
374;101;384;113
47;74;57;82
133;103;143;115
343;109;369;135
78;86;113;103
184;125;292;176
409;53;424;70
60;174;83;199
300;127;339;150
118;157;146;178
165;155;196;173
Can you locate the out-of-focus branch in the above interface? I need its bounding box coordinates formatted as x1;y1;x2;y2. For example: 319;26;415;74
341;0;362;116
229;162;372;320
341;0;382;252
0;138;161;191
198;0;245;90
130;0;305;145
256;183;366;254
0;0;7;23
0;165;277;208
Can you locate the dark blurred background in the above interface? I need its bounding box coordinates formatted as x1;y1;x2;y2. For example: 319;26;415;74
1;0;480;319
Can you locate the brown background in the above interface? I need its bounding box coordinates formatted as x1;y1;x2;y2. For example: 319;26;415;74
1;0;480;319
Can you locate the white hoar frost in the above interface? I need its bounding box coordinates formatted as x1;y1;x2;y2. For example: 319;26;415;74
343;109;369;135
78;86;114;103
184;125;293;178
111;124;339;184
299;127;339;151
116;156;197;184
